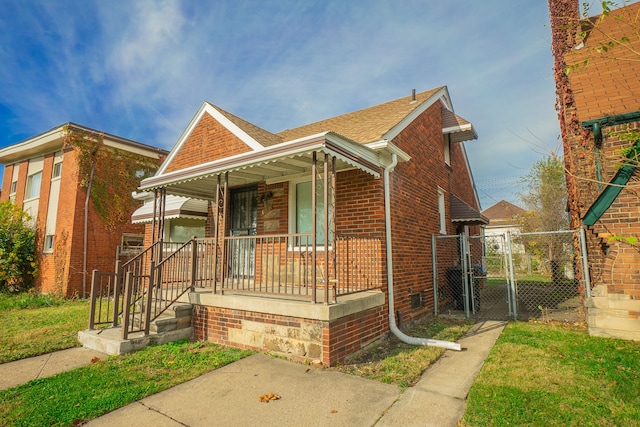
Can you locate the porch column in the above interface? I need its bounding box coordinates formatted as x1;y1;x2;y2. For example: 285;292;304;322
323;153;329;304
311;152;317;303
220;172;229;289
331;155;337;302
151;188;166;263
213;175;222;292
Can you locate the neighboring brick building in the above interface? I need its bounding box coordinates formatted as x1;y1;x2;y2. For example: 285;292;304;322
0;123;167;297
128;86;484;365
550;0;640;340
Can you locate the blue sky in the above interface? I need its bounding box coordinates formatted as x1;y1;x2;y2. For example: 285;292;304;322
0;1;615;209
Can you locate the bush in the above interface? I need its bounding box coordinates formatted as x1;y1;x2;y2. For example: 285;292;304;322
0;201;38;292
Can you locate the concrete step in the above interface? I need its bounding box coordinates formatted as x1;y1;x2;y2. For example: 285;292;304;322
79;303;194;355
131;303;193;332
79;326;193;355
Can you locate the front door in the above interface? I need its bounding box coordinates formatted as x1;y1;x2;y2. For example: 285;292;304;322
229;187;257;279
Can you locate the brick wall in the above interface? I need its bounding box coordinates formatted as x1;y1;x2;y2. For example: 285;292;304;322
164;113;254;173
385;102;481;323
193;305;326;363
551;0;640;339
192;303;386;366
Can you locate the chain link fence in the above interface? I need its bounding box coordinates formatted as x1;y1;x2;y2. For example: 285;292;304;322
433;229;589;322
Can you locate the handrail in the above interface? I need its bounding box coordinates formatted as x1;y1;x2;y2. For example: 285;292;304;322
89;233;383;335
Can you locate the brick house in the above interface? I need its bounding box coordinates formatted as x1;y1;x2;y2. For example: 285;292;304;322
0;123;167;297
125;86;484;365
482;200;526;254
550;0;640;340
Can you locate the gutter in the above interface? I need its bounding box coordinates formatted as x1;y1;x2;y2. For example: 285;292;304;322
383;153;462;352
582;165;636;226
581;111;640;226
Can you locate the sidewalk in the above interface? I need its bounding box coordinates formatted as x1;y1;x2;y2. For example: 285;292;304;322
0;347;108;391
2;320;505;426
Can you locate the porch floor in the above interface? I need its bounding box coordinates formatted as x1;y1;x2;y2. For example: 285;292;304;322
181;288;385;322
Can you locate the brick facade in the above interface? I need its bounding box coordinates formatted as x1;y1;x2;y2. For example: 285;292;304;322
144;93;481;364
164;113;253;173
550;0;640;340
192;303;387;366
0;126;166;297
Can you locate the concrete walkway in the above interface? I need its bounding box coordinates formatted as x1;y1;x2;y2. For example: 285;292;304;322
1;320;505;426
0;347;108;391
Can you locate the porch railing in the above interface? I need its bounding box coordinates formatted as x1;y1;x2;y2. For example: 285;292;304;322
89;233;382;338
88;240;191;338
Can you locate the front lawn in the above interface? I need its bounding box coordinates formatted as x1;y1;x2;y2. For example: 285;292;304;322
461;321;640;426
0;293;89;363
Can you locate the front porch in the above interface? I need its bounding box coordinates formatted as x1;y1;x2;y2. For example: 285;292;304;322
84;132;407;364
84;230;386;365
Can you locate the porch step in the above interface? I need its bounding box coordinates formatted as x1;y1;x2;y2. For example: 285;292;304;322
130;303;193;332
78;303;193;355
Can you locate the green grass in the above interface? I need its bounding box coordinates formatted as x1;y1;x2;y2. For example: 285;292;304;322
331;317;473;389
461;321;640;427
0;340;252;427
0;293;89;363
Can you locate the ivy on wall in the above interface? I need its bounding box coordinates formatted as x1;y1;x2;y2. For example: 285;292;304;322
62;125;161;230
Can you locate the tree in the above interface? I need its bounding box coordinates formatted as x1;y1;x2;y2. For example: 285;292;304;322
0;201;38;292
517;156;569;282
518;156;569;232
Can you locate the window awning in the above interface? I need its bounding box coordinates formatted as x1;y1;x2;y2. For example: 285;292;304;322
138;132;392;201
442;108;478;143
132;195;208;224
451;195;489;225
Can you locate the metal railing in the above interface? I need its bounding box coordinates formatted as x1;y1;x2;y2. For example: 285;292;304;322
89;233;383;337
334;234;382;296
88;240;185;338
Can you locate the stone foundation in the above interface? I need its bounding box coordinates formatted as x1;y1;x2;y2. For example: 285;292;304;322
186;291;387;366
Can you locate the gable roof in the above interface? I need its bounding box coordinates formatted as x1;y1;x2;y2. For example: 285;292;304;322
565;1;640;122
145;86;478;201
276;86;476;145
482;200;525;226
158;102;276;175
216;106;283;147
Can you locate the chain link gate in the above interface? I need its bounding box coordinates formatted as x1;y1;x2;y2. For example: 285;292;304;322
433;229;590;321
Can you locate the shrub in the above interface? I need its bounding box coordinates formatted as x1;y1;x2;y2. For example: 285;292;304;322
0;201;38;292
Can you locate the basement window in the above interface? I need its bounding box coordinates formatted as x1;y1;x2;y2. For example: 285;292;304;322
411;292;423;310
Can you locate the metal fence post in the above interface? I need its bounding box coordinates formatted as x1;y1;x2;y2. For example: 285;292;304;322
459;233;470;318
579;227;592;299
432;234;438;316
121;271;133;340
88;270;98;330
506;231;518;320
113;260;122;327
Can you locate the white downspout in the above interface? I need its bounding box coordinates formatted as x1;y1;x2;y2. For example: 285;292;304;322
384;153;462;351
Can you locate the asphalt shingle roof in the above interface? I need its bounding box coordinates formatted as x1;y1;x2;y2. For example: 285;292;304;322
276;87;444;143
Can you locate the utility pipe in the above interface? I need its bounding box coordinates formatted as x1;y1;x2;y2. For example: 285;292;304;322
383;153;462;351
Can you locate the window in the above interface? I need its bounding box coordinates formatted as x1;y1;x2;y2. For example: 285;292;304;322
292;179;332;246
168;219;205;243
52;162;62;179
25;172;42;200
438;188;446;234
444;134;451;166
9;180;17;201
44;235;54;253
